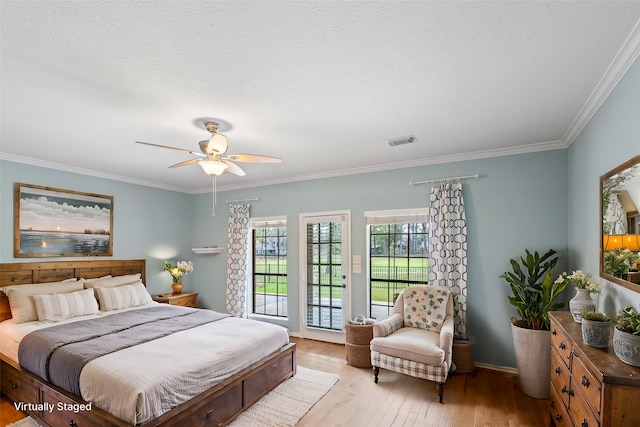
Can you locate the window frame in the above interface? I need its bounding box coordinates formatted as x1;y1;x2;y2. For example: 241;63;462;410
248;216;288;319
365;208;429;319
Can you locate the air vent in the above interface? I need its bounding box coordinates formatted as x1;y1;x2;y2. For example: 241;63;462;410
386;135;417;147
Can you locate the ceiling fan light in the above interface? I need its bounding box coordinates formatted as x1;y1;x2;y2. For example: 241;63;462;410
208;133;228;154
199;160;228;176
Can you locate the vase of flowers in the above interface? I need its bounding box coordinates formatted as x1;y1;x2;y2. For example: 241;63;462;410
604;248;640;278
164;260;193;294
555;270;599;323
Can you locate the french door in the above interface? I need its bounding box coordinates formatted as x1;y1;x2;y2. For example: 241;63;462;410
299;211;351;343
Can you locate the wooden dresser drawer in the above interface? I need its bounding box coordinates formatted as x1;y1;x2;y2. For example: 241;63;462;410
1;360;39;405
549;383;572;427
569;385;600;427
550;347;571;408
551;322;573;369
571;352;601;417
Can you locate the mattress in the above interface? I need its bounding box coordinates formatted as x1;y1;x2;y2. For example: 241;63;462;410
0;304;290;424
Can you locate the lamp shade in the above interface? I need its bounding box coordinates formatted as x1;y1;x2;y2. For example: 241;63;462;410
199;160;228;176
603;234;640;252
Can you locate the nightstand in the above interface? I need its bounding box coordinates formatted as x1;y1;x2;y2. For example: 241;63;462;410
153;292;199;308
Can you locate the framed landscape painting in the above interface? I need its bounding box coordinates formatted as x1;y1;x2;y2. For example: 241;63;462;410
14;183;113;257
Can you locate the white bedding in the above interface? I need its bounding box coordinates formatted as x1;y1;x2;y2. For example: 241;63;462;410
0;304;290;425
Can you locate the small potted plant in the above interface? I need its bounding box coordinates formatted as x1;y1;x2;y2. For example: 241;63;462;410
580;309;611;348
614;305;640;367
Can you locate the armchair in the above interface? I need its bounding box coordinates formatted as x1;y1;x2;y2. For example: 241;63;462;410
370;285;454;403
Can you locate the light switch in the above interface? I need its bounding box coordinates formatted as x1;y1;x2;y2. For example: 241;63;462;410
353;264;362;273
353;255;361;264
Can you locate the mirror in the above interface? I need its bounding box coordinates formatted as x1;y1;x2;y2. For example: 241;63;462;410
600;154;640;292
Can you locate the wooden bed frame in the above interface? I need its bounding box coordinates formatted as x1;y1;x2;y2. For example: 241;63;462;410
0;259;296;427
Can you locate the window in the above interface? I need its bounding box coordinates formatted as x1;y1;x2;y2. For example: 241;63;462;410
366;209;429;319
250;217;287;317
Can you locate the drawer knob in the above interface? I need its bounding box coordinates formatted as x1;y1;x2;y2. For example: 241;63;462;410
555;367;561;374
581;420;588;427
556;414;563;422
581;376;590;388
551;401;555;408
69;421;77;427
559;342;566;350
11;384;18;390
552;329;557;335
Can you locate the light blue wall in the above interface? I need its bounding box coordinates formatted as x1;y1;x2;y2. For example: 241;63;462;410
192;149;569;368
568;57;640;314
0;161;195;295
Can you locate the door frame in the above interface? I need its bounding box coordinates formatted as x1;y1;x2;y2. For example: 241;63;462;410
298;210;351;343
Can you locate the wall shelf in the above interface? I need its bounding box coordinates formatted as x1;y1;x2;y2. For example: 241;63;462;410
192;247;222;254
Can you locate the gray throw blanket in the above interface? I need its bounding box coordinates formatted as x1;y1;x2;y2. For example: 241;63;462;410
18;305;230;396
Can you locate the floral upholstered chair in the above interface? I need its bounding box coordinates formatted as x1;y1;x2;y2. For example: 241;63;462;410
370;285;454;403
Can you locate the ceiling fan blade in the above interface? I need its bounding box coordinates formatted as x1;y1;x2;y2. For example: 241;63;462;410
225;153;282;163
222;160;246;176
135;141;205;157
169;159;201;168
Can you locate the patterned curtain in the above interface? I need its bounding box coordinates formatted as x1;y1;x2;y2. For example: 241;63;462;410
428;181;468;339
226;203;250;317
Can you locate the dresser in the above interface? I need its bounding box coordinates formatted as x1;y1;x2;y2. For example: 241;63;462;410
549;312;640;427
152;292;199;308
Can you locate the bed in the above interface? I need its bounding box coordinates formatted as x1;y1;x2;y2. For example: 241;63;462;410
0;259;296;427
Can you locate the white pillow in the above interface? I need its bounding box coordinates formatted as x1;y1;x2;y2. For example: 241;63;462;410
83;273;141;289
33;288;99;322
94;281;153;311
0;280;83;323
82;275;112;283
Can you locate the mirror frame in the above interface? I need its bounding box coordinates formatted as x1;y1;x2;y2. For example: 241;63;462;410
600;154;640;293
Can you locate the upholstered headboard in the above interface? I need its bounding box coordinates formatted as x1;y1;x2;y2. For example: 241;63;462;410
0;259;146;322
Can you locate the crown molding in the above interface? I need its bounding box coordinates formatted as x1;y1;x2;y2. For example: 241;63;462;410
0;153;190;193
206;139;567;194
562;18;640;147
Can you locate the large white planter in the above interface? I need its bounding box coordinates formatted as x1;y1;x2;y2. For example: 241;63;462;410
511;322;550;399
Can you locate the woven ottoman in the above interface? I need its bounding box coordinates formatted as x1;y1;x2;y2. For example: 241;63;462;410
345;322;374;368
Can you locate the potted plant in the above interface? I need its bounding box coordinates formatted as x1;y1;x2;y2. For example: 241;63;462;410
555;270;599;322
580;309;611;348
614;305;640;367
501;248;566;399
164;260;194;294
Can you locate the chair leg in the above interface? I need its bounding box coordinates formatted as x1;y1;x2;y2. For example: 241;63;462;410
373;366;379;384
436;382;444;403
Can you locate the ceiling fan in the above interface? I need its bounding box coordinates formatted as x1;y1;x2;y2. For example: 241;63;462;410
135;121;281;177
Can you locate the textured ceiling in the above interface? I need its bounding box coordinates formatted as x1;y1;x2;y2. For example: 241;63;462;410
2;1;640;193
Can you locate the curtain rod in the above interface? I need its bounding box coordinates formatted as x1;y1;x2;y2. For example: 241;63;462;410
226;198;259;204
409;173;480;186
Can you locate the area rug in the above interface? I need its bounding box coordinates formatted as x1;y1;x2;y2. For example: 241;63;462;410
5;366;339;427
5;418;39;427
229;366;340;426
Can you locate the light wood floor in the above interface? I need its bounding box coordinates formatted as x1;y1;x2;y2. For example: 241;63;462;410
1;337;549;427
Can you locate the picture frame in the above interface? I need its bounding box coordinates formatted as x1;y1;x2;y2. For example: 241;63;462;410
14;183;113;257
